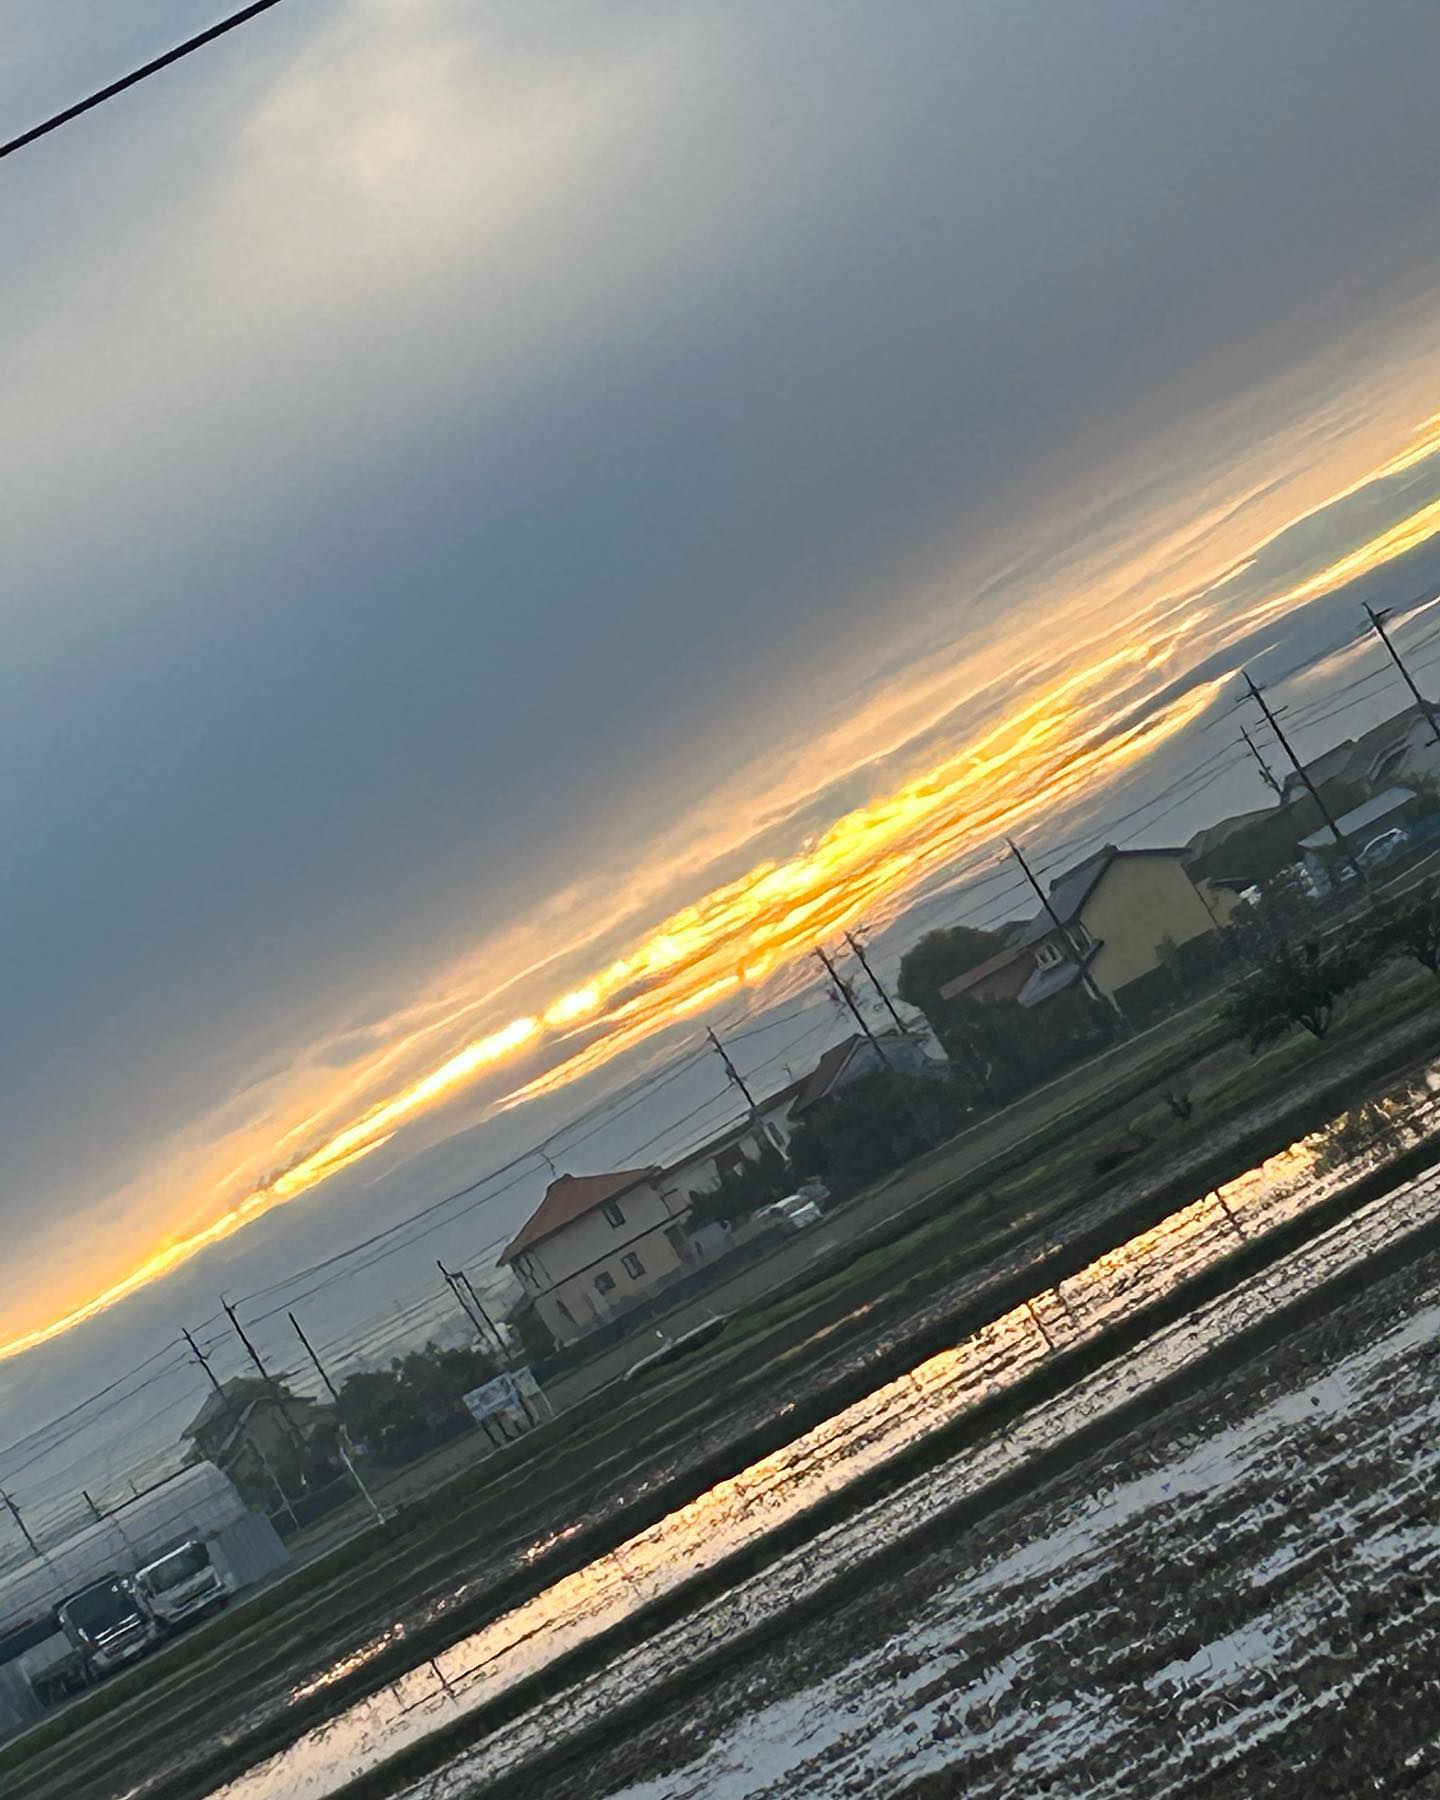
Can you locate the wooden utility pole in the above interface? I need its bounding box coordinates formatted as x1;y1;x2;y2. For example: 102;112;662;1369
221;1298;309;1459
1241;670;1367;887
815;945;931;1134
1365;602;1440;745
438;1262;503;1357
288;1312;386;1528
455;1268;504;1357
815;944;895;1066
0;1487;41;1560
843;931;912;1036
1005;838;1119;1017
705;1027;762;1118
1239;725;1284;799
287;1311;339;1403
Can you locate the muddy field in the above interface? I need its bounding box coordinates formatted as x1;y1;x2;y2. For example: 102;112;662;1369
556;1224;1440;1798
13;1014;1440;1800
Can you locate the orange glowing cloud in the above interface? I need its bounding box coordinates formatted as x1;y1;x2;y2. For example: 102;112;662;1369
9;404;1440;1361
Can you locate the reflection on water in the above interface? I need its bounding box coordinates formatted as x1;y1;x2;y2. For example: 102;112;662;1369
207;1078;1440;1800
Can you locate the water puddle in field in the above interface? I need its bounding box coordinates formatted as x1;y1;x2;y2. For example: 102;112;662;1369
202;1079;1440;1799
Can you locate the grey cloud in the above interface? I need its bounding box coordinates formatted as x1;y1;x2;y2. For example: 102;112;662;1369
4;0;1440;1380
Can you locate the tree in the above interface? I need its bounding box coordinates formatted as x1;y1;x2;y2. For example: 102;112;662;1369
787;1068;964;1196
1217;937;1367;1050
897;926;1007;1029
687;1144;789;1228
1367;879;1440;975
338;1339;500;1466
1224;867;1316;966
936;986;1112;1106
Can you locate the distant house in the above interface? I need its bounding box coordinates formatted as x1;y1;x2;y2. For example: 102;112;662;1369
498;1168;693;1346
937;943;1035;1007
1279;737;1358;805
658;1082;804;1258
1013;845;1232;1009
663;1080;802;1196
180;1378;335;1507
786;1030;943;1118
1357;711;1440;793
497;1036;955;1346
936;846;1230;1015
1282;705;1440;801
1297;786;1416;874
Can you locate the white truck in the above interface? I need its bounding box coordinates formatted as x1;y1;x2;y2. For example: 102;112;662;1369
133;1540;229;1632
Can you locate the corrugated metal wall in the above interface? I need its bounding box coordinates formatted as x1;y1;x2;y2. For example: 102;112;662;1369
0;1462;246;1636
208;1513;288;1591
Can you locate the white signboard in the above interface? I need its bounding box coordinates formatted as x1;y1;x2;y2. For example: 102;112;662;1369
462;1374;523;1425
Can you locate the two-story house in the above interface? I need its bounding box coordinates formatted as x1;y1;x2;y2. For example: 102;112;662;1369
939;845;1231;1013
498;1168;692;1345
1018;845;1232;1007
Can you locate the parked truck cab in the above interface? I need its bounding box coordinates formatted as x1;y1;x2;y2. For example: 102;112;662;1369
56;1575;156;1678
134;1540;227;1631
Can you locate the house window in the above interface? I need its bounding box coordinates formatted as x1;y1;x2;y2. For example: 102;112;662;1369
595;1271;616;1295
556;1298;574;1325
601;1200;626;1228
514;1253;536;1287
716;1146;746;1179
622;1251;645;1279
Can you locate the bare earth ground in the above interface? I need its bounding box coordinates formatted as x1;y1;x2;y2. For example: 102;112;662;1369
563;1228;1440;1799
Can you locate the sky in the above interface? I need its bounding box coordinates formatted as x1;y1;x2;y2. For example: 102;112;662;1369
7;1;1440;1505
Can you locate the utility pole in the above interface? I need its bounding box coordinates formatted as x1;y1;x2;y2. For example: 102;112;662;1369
705;1026;760;1115
842;931;912;1036
287;1312;340;1403
0;1487;41;1560
815;945;931;1135
705;1026;775;1157
439;1260;483;1337
438;1261;503;1358
455;1268;504;1359
83;1487;137;1556
218;1301;313;1492
288;1313;386;1528
1006;838;1120;1018
815;945;895;1067
184;1325;296;1527
1365;602;1440;745
1241;669;1367;887
1239;725;1284;800
221;1297;279;1391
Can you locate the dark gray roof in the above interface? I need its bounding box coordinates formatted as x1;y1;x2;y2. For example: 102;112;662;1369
1016;956;1087;1009
1297;786;1415;852
181;1376;307;1442
182;1377;269;1442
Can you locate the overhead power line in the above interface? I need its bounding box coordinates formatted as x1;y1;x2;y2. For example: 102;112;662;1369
0;1;290;164
13;615;1440;1491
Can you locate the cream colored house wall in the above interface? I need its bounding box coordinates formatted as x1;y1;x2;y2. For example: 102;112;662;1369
663;1111;791;1208
517;1177;689;1344
1082;858;1219;996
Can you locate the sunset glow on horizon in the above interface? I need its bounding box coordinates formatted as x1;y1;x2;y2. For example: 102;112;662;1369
7;425;1440;1365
